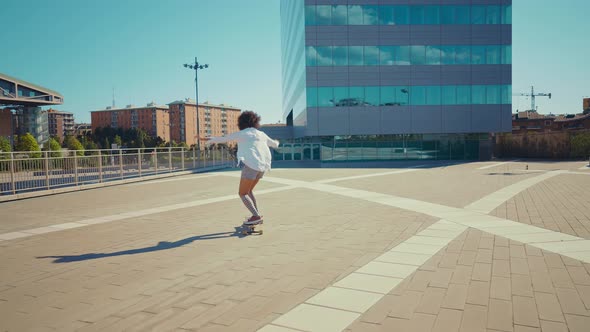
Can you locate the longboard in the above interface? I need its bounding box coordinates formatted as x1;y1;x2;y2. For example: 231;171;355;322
241;221;263;236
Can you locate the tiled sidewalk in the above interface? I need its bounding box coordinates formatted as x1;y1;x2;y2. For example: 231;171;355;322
1;160;590;331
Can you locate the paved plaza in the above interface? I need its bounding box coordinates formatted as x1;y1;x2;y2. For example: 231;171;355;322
1;160;590;331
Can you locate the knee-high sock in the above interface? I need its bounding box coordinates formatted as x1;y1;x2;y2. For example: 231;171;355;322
240;195;259;216
248;192;258;211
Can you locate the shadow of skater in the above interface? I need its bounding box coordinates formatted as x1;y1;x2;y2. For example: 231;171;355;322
38;227;245;263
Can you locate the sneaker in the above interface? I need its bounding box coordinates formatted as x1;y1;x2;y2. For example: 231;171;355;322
244;215;263;225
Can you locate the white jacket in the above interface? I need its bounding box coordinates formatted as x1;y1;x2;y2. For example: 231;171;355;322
207;128;279;172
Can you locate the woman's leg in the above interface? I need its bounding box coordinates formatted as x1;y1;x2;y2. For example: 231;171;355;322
247;178;261;210
239;178;259;217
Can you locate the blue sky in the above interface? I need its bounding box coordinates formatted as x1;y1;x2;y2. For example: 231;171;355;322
1;0;588;124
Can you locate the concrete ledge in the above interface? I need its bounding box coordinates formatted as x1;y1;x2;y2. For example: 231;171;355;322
0;165;232;203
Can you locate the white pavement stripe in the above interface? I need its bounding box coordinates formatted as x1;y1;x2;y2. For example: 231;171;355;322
262;219;466;332
569;171;590;175
128;173;220;185
315;168;423;184
0;185;297;241
464;170;565;214
477;160;519;170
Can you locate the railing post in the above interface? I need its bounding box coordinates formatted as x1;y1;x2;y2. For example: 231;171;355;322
221;146;224;166
154;149;158;175
181;147;185;170
192;147;196;169
44;151;50;189
168;147;172;172
138;149;142;177
10;152;15;195
98;150;103;183
119;149;124;180
74;152;78;186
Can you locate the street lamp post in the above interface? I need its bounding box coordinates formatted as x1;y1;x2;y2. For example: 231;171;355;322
183;57;208;151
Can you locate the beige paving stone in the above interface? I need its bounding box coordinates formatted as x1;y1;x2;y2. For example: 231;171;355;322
432;308;463;332
491;276;512;301
442;283;469;310
493;259;511;278
535;292;565;323
305;287;382;313
416;287;447;314
539;320;568;332
513;295;540;327
467;280;491;306
460;303;488;332
473;263;493;281
554;288;589;316
512;274;534;297
514;326;540;332
386;291;423;320
564;314;590;332
487;298;514;332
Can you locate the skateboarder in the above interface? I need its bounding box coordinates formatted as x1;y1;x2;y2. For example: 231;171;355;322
199;111;279;225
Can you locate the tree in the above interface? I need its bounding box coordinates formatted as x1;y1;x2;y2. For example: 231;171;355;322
16;133;41;158
114;135;123;148
44;137;62;158
64;135;84;156
0;136;11;153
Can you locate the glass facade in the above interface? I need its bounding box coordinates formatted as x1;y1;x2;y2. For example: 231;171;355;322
307;85;511;107
279;0;512;161
305;5;511;26
306;45;511;66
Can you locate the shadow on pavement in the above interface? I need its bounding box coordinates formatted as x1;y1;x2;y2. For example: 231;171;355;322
37;226;250;263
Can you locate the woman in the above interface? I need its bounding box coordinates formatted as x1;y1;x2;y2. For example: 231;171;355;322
200;111;279;225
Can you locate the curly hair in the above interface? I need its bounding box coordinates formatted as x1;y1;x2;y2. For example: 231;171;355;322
237;111;261;130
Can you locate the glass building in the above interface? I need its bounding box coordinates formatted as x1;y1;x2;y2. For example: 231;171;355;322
274;0;512;162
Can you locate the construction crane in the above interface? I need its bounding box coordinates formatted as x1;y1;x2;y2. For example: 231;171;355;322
513;86;551;112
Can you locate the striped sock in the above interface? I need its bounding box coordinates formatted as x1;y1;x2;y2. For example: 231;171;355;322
248;192;258;211
240;195;259;216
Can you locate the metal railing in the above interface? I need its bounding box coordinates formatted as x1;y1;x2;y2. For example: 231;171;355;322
0;147;234;196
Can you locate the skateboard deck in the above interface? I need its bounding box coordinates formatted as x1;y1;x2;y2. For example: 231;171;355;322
241;221;263;235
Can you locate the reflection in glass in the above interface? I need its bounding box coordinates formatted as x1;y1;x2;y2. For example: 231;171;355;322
379;46;395;65
316;6;332;25
457;86;471;104
411;46;426;65
424;6;440;24
318;87;334;107
349;87;365;106
333;46;348;65
442;85;456;105
455;46;471;64
486;85;501;104
349;46;363;65
365;87;380;106
364;46;379;65
501;85;511;104
379;6;394;25
486;45;501;64
502;45;511;64
332;5;347;25
307;87;318;107
398;87;410;105
472;46;486;64
381;86;394;105
306;46;317;66
316;46;332;66
348;5;363;25
411;86;426;105
441;46;455;64
426;86;441;105
333;87;349;106
502;5;512;24
395;46;410;65
363;6;379;25
455;6;470;24
410;6;425;24
426;46;441;64
486;6;500;24
472;85;486;104
394;6;410;24
305;6;316;26
471;6;486;24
